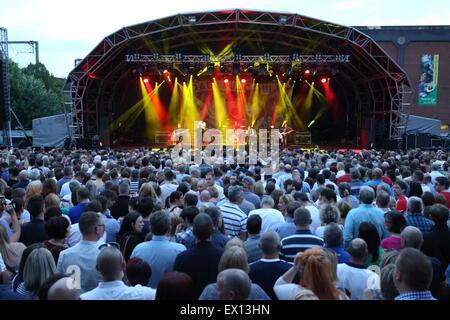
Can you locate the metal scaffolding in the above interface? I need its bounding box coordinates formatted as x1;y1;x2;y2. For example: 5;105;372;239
0;27;12;146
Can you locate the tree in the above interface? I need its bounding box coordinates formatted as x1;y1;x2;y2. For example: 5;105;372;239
8;60;65;129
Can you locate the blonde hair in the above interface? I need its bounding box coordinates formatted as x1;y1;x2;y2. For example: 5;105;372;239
218;246;249;273
0;224;16;261
279;194;294;206
224;237;245;251
253;181;264;198
45;193;61;210
139;182;158;199
25;181;43;202
23;248;56;295
293;289;319;300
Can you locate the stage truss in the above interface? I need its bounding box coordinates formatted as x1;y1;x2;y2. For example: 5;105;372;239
65;9;410;147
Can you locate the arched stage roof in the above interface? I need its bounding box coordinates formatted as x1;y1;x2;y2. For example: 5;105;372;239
66;9;410;147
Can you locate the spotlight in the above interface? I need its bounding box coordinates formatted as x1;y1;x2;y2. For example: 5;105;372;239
143;78;150;83
291;52;300;61
207;63;215;75
279;16;287;25
220;64;227;73
175;52;183;61
188;16;196;24
232;62;240;76
163;69;169;74
241;79;247;84
320;77;327;84
263;53;270;61
304;69;311;75
259;63;267;75
224;79;229;84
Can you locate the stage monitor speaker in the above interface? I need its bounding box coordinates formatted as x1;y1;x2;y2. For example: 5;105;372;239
416;133;431;149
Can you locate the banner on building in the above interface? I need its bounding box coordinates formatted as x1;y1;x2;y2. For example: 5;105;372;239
418;54;439;105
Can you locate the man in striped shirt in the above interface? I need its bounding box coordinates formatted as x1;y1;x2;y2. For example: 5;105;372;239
219;186;248;241
280;207;324;262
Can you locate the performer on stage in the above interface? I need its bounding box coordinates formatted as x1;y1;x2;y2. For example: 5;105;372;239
279;123;295;149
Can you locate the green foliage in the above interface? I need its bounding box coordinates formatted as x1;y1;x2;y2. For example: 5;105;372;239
9;60;65;129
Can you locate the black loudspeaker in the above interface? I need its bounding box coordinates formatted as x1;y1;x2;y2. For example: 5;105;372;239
76;138;92;149
431;138;443;148
416;133;431;149
406;134;416;149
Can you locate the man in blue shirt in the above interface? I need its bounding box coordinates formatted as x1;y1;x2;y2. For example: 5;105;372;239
68;187;91;224
363;168;392;195
131;211;186;288
394;248;436;300
273;200;301;240
344;186;388;247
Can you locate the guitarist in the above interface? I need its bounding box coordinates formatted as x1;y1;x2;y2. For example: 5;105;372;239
280;123;295;149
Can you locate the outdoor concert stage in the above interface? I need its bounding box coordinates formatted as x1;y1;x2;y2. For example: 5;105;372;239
65;9;410;150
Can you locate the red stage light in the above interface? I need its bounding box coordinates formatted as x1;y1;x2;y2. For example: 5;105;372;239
241;79;246;84
304;69;311;75
143;78;149;83
163;69;169;74
224;79;229;84
321;77;327;84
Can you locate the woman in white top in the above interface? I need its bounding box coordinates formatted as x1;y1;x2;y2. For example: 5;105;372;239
273;248;348;300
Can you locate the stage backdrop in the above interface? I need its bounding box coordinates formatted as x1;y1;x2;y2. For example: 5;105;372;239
418;54;439;105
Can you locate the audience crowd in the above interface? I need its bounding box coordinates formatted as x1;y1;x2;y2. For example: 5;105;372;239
0;146;449;300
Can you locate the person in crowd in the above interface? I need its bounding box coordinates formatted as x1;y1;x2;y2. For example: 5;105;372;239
174;206;199;249
434;176;450;209
344;186;388;247
56;212;104;293
68;187;91;224
160;170;179;205
174;213;224;299
274;247;348;300
242;176;261;209
393;180;408;213
337;200;352;226
338;182;359;209
277;194;294;216
381;211;407;251
219;186;248;240
0;224;25;279
125;257;152;287
248;196;284;234
21;248;56;299
95;195;120;243
323;223;350;264
43;216;70;264
81;245;155;300
155;271;195;300
19;195;48;246
244;215;263;263
394;248;436;300
131;210;186;288
375;191;391;214
110;182;131;219
315;204;342;238
216;269;252;300
359;222;384;267
249;231;293;300
116;212;144;262
405;196;434;234
273;200;301;240
280;207;324;262
203;206;230;249
46;276;81;300
336;238;380;300
421;204;450;271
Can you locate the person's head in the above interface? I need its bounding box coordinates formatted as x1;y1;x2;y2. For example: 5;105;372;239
434;176;449;193
42;179;57;197
380;264;400;300
260;195;274;209
96;246;125;282
118;212;144;237
246;214;262;235
428;203;449;227
242;176;255;191
180;206;199;225
372;168;383;180
45;216;70;241
285;200;302;219
346;238;368;265
294;207;311;229
394;248;433;294
278;194;294;212
183;193;198;208
155;272;194;300
204;205;222;229
76;186;91;202
259;231;281;257
44;193;61;211
400;226;424;249
118;182;130;196
78;211;104;241
23;248;56;296
407;196;423;214
376;191;390;209
296;248;342;300
323;223;344;247
150;210;171;236
27;195;45;219
192;213;214;241
63;166;73;178
319;188;337;204
338;182;351;198
322;248;339;282
218;246;249;273
25;181;43;201
228;185;244;205
358;222;381;264
421;192;435;208
216;268;252;300
164;170;176;182
412;170;424;183
319;204;340;225
409;182;423;198
337;200;352;224
125;257;152;286
359;186;375;204
47;276;81;300
84;199;103;213
392;181;407;198
384;211;407;235
18;170;29;181
18;243;45;279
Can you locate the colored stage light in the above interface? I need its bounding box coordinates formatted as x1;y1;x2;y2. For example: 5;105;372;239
163;69;169;74
304;69;311;75
241;79;246;84
143;78;149;83
224;79;229;84
320;77;327;84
